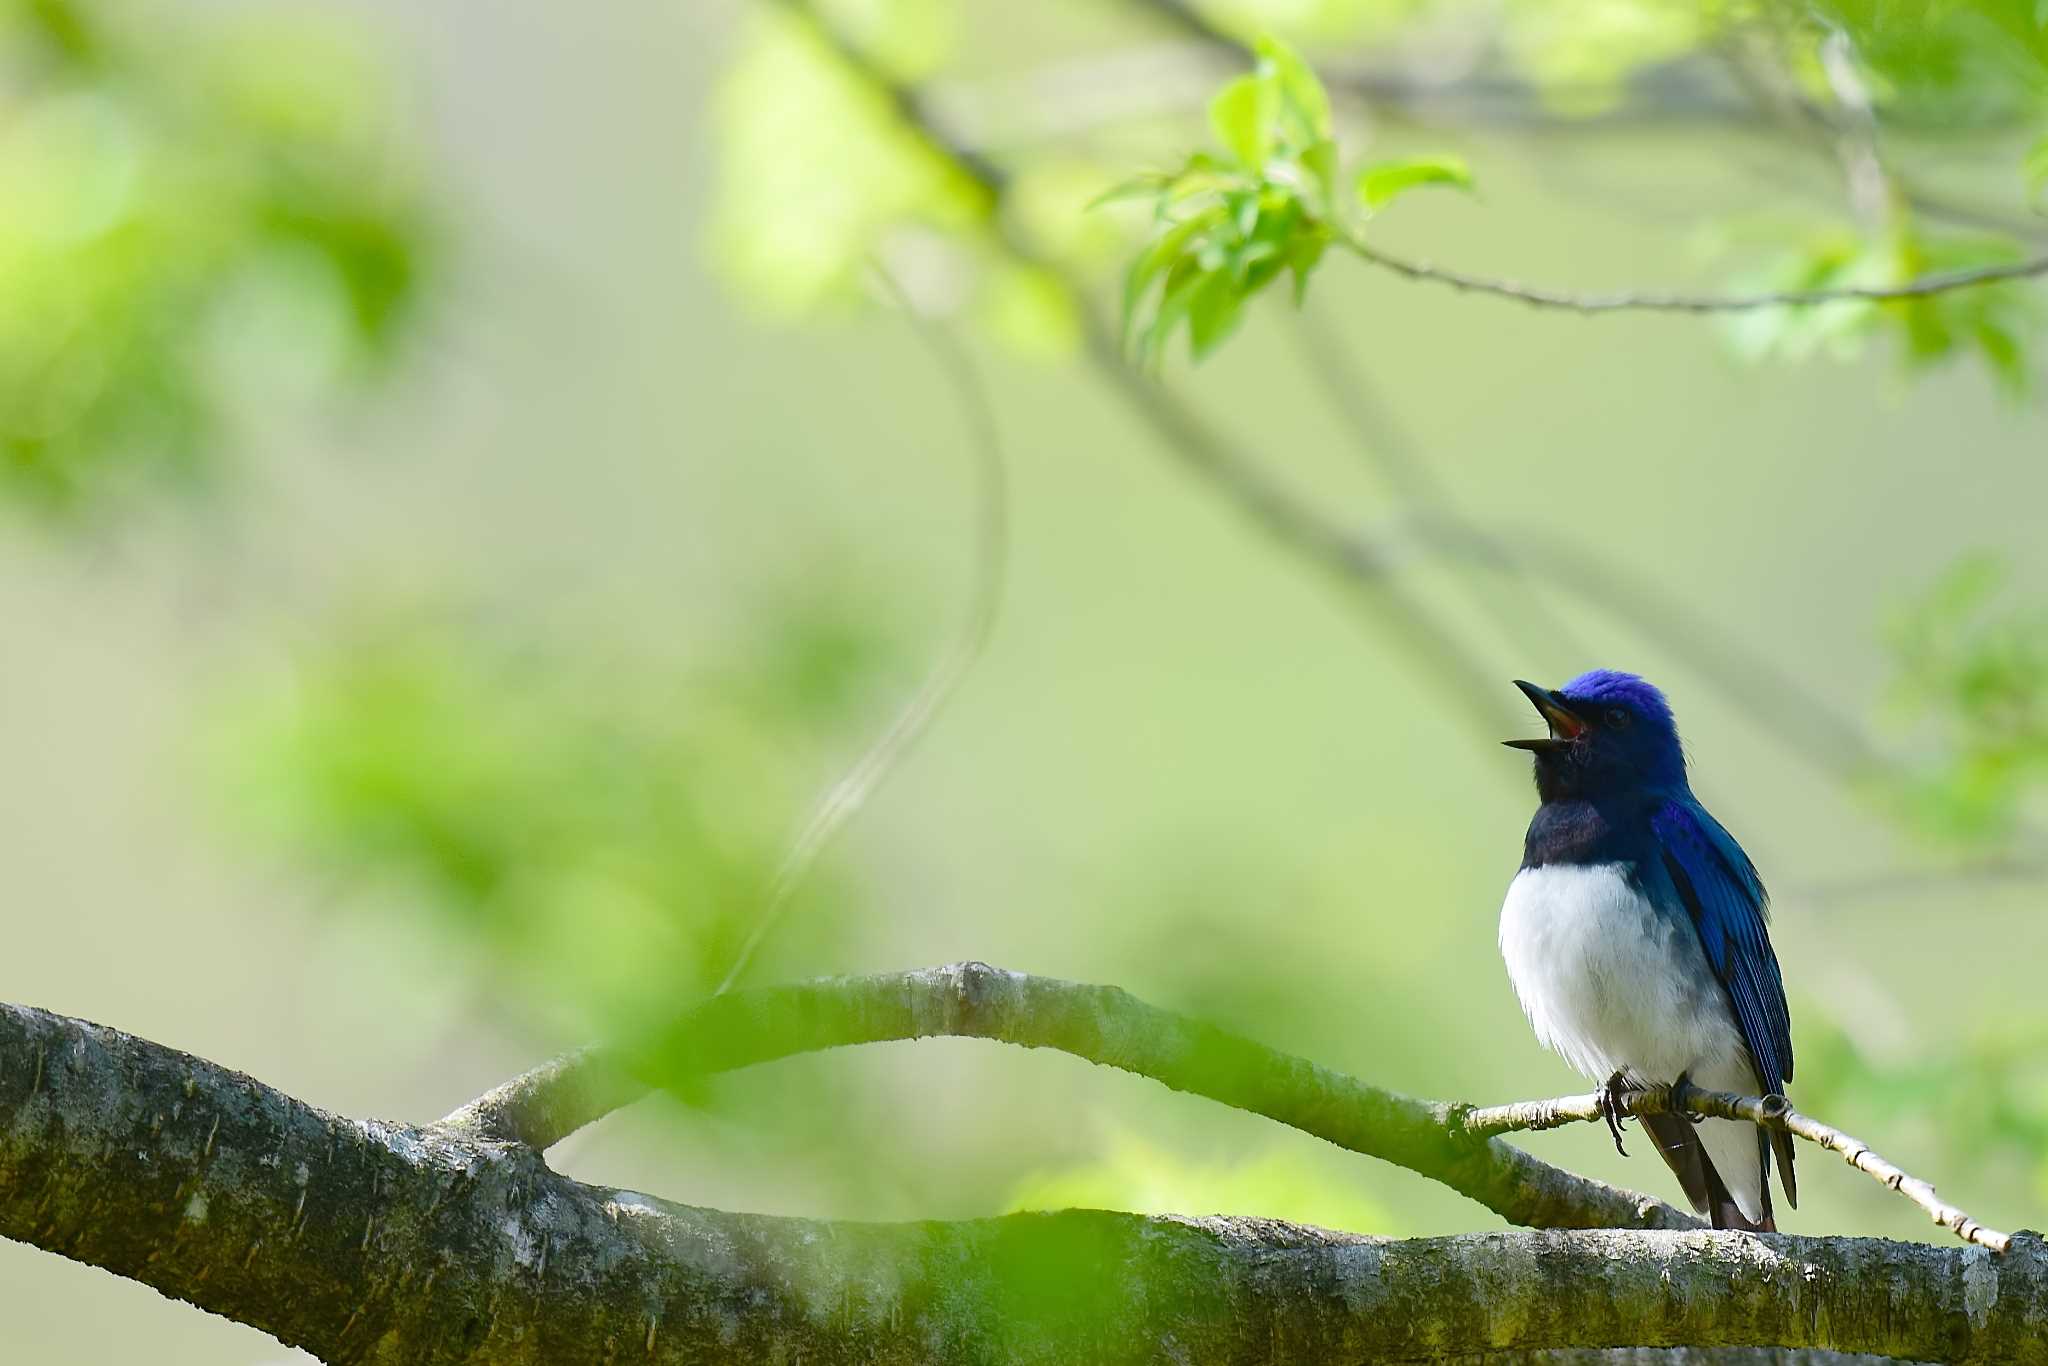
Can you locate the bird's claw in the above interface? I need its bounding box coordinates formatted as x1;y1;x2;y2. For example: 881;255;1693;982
1669;1072;1704;1126
1600;1072;1632;1156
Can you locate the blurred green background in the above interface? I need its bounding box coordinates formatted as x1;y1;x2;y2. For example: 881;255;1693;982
2;1;2045;1360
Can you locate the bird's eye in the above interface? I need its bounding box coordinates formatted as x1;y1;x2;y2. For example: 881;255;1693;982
1605;706;1632;729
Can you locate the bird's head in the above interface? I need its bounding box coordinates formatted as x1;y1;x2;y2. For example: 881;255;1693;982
1504;669;1685;800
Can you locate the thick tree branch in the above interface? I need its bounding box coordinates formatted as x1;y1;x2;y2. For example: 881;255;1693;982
8;994;2048;1364
1462;1083;2013;1253
443;962;1694;1230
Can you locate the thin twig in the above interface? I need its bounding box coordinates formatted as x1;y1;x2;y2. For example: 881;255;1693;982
714;262;1010;995
444;265;1012;1147
1338;233;2048;314
1461;1081;2014;1253
1130;0;2046;237
775;0;1516;744
1286;305;1601;669
1395;516;1884;783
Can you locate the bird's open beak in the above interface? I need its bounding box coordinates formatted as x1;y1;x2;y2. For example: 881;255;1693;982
1503;679;1586;752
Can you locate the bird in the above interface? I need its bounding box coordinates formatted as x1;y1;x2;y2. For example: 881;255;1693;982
1498;669;1795;1230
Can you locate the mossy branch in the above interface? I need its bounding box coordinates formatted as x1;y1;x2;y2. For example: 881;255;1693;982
7;986;2048;1364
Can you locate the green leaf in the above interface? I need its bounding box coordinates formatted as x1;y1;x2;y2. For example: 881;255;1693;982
1143;258;1204;367
1186;270;1244;360
1298;138;1338;213
1207;73;1273;171
1255;35;1331;142
1122;210;1217;345
1288;231;1327;305
1356;155;1475;213
1087;173;1167;210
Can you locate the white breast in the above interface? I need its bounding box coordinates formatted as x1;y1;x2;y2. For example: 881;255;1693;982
1498;863;1744;1085
1498;862;1768;1223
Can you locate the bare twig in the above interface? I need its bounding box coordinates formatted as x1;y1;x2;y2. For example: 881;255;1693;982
1461;1081;2014;1253
1395;516;1884;782
445;266;1012;1149
773;0;1517;744
1283;305;1598;672
1283;311;1896;790
1337;233;2048;314
714;262;1010;995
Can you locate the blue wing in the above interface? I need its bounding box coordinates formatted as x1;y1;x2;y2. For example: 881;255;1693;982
1651;796;1793;1092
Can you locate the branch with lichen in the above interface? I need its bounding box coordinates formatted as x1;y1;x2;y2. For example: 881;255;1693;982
8;977;2048;1364
441;962;1694;1232
442;962;2024;1258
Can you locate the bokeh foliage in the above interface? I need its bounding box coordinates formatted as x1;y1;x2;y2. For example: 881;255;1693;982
0;0;426;514
1884;556;2048;844
209;589;908;1041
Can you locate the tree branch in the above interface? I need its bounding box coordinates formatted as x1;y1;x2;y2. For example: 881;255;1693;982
765;0;2000;799
442;961;1694;1230
9;993;2048;1364
1337;235;2048;315
1462;1082;2013;1253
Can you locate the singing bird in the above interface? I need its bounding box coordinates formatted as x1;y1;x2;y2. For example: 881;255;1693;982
1499;670;1795;1230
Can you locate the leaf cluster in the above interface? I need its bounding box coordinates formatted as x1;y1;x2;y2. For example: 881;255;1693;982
1105;37;1469;365
0;0;430;516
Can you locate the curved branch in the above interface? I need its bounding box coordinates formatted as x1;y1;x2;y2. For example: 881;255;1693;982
1339;236;2048;314
444;962;1693;1230
1463;1083;2013;1253
6;997;2048;1364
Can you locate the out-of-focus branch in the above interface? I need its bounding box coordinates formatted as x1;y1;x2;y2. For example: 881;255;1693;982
445;267;1015;1144
14;992;2048;1364
445;961;1695;1231
1462;1081;2014;1253
769;0;1515;743
714;262;1010;994
1285;306;1599;669
1122;0;1771;129
1396;515;1884;781
1285;310;1885;785
766;0;2041;839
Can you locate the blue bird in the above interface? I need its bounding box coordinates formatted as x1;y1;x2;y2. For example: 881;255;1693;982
1499;670;1795;1230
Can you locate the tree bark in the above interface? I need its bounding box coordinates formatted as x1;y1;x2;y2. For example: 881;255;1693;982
5;992;2045;1364
444;962;1695;1231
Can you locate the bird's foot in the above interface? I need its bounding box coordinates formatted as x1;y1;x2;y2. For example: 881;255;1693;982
1669;1071;1704;1126
1599;1072;1632;1156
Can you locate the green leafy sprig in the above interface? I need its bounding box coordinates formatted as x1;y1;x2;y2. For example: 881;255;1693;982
1102;37;1470;366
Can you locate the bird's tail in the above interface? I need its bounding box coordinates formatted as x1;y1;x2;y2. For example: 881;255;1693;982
1640;1113;1776;1232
